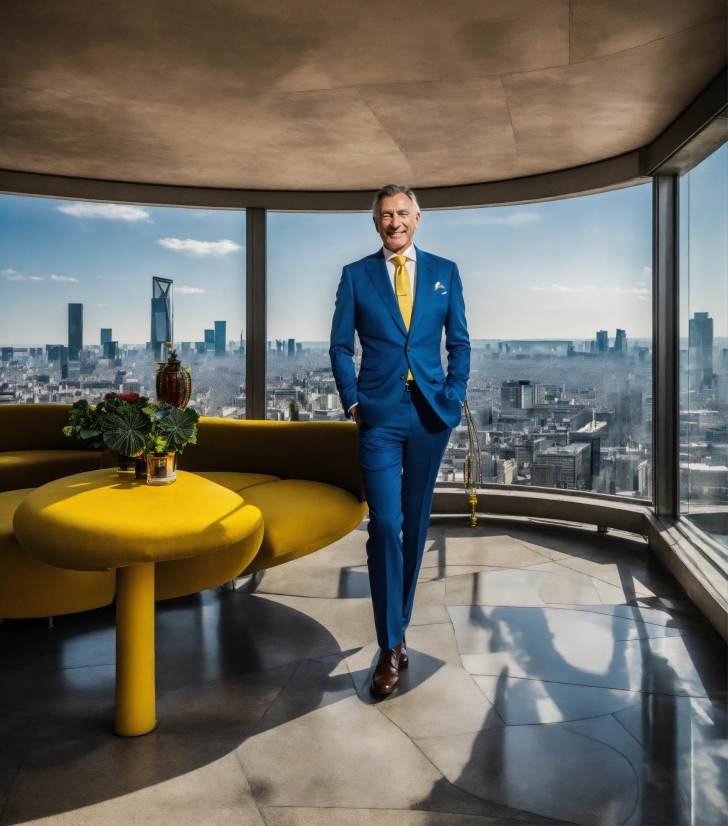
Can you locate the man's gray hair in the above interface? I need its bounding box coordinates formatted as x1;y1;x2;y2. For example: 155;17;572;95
372;184;421;217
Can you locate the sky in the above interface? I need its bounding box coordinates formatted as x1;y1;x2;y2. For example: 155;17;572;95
0;201;246;348
680;142;728;339
0;153;724;348
269;183;653;342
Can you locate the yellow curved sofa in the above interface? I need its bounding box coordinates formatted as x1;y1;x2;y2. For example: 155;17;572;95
0;407;366;617
0;404;110;493
177;417;367;576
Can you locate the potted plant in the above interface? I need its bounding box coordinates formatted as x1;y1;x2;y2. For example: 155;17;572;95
63;393;200;485
144;406;200;485
63;392;151;472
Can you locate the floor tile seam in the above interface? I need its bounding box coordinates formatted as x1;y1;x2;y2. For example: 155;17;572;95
609;709;697;808
254;591;370;601
0;663;115;674
483;602;699;631
151;659;306;704
545;559;671;596
232;737;269;826
237;658;313;740
507;536;554;561
370;704;526;822
560;718;641;826
478;700;648;729
461;670;710;699
0;721;41;824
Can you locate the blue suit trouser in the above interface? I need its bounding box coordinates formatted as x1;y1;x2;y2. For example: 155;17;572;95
358;389;451;650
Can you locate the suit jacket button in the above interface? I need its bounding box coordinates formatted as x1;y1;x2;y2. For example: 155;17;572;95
406;346;411;351
400;375;405;380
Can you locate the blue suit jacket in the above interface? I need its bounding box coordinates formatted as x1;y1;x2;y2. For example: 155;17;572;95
330;247;470;429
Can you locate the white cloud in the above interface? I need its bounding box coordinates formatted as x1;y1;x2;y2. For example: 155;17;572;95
1;268;18;275
157;238;243;256
3;273;24;281
176;285;205;294
529;284;577;293
529;284;649;296
29;276;44;281
463;211;542;227
642;266;651;276
57;202;152;222
50;273;79;282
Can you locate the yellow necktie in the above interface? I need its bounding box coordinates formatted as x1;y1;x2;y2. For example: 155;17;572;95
392;255;413;379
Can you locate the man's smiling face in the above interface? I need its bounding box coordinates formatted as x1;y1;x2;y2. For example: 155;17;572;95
374;193;420;254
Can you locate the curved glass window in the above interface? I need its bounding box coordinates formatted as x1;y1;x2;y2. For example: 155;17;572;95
0;197;245;417
679;139;728;548
267;184;653;497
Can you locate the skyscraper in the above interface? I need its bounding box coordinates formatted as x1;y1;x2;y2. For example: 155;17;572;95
501;380;520;408
205;329;215;352
689;311;714;387
614;329;627;355
100;328;112;346
596;330;608;354
68;303;83;361
214;321;226;356
151;277;173;358
288;338;295;358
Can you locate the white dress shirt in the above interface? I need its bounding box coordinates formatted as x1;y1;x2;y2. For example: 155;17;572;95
383;244;417;299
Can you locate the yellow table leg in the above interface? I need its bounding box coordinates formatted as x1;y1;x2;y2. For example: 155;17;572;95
114;562;156;736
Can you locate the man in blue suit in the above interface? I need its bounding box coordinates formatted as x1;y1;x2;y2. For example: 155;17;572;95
330;184;470;694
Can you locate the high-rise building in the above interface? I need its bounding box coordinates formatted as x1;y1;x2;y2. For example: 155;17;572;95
501;380;545;409
501;380;520;408
214;321;226;356
518;380;545;408
531;443;590;490
614;329;627;355
204;329;215;352
100;328;112;346
276;340;284;357
569;433;601;476
616;454;639;493
288;338;295;358
596;330;608;354
68;303;83;361
151;277;173;357
689;311;714;387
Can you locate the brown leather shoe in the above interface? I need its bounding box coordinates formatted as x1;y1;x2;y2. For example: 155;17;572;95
400;635;409;668
371;644;402;695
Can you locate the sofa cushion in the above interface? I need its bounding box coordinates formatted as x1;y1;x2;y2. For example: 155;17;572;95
0;404;80;452
0;450;103;493
0;489;115;619
155;510;264;601
193;471;280;493
240;479;368;575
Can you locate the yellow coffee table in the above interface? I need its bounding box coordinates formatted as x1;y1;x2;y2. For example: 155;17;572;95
13;468;263;737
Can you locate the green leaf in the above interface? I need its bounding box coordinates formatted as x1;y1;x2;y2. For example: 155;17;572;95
79;428;101;440
100;406;150;456
154;407;199;452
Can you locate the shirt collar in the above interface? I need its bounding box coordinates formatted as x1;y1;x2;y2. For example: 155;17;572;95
382;244;416;263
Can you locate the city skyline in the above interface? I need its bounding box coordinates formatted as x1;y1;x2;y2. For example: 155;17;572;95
0;183;664;346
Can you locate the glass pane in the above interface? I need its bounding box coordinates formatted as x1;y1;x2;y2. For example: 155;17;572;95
267;213;373;422
679;140;728;551
416;187;653;496
0;197;245;417
267;185;652;498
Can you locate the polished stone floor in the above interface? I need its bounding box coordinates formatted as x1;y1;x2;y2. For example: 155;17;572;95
0;516;726;825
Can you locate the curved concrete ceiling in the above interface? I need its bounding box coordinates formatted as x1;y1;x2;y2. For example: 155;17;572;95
0;0;725;192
